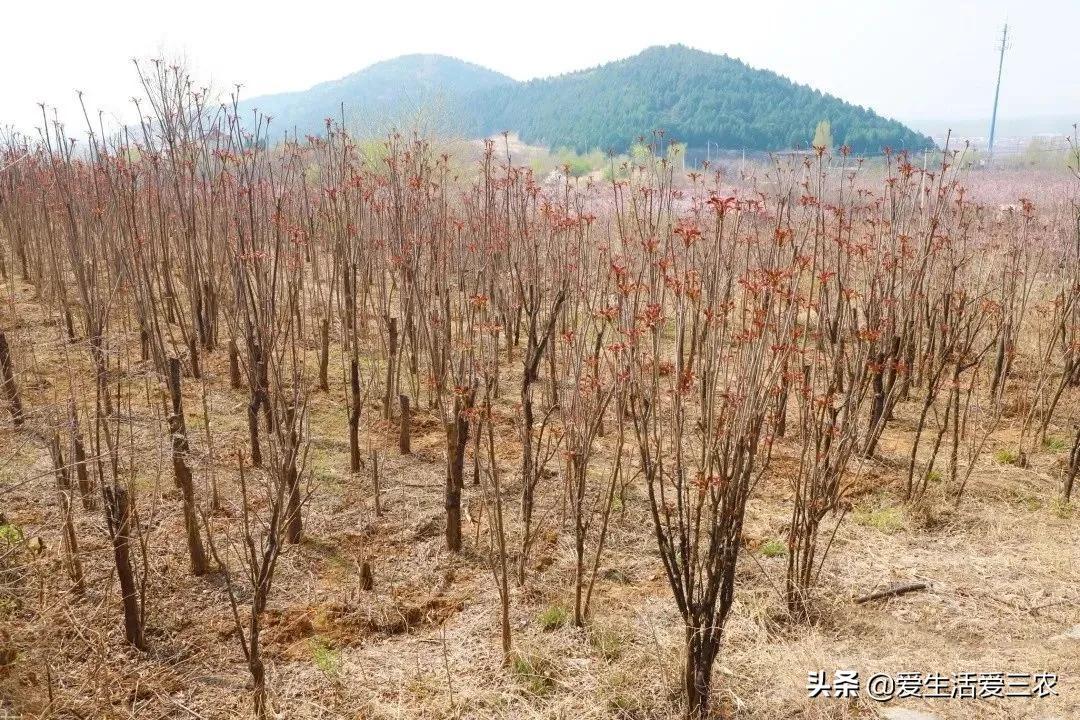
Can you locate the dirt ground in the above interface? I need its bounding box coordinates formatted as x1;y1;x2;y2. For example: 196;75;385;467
0;276;1078;720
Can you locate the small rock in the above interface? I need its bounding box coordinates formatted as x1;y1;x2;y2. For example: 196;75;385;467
1057;624;1080;640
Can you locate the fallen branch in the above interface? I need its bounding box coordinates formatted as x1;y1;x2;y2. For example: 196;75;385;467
855;581;930;604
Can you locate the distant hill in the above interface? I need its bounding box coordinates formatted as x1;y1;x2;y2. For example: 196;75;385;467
239;54;514;141
464;46;934;154
239;46;935;154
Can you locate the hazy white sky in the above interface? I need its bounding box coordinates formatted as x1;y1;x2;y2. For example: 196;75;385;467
2;0;1076;136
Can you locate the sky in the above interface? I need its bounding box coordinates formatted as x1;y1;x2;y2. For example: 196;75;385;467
2;0;1077;138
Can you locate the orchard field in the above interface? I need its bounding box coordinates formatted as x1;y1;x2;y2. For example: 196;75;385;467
0;65;1078;719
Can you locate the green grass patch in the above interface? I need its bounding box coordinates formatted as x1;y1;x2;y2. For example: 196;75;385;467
611;492;624;514
994;448;1020;465
308;635;341;677
760;538;786;558
538;604;569;631
0;522;23;545
510;650;558;696
588;625;624;660
853;505;904;534
1043;436;1068;452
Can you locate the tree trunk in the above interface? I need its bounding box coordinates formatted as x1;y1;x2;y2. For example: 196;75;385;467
990;333;1007;399
258;352;273;431
518;379;535;584
349;358;362;473
573;525;586;627
500;579;511;655
775;363;789;437
317;318;330;392
284;406;303;544
228;338;242;389
445;396;471;552
250;644;267;719
49;435;84;594
90;334;113;418
187;333;201;380
59;488;84;595
0;332;24;427
383;317;398;419
360;561;374;591
1064;427;1080;503
248;342;264;467
948;366;962;488
371;449;382;516
64;309;76;343
104;484;146;650
72;433;92;508
168;358;208;575
247;400;262;468
398;394;411;454
683;620;719;720
202;280;218;351
867;350;886;435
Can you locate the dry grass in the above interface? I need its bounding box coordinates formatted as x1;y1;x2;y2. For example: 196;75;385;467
0;278;1078;720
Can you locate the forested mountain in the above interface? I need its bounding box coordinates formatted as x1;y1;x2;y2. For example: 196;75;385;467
466;45;934;153
238;54;514;142
240;46;935;153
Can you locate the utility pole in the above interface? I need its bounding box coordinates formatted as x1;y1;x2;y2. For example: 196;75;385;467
988;22;1009;160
